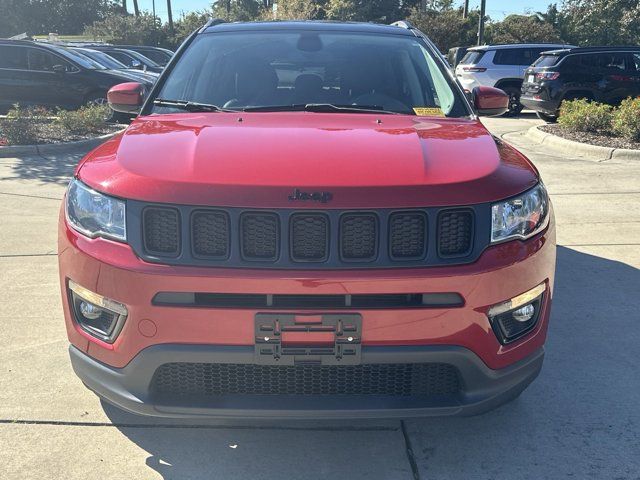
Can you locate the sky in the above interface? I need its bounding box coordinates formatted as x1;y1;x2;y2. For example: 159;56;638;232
131;0;556;22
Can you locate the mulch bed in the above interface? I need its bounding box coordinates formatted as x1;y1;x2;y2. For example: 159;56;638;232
539;124;640;151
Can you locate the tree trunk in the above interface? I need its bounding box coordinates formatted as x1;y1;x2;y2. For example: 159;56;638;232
166;0;174;32
132;0;140;16
122;0;128;13
463;0;469;18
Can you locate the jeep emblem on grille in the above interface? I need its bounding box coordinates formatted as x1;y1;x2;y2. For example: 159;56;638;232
288;188;333;203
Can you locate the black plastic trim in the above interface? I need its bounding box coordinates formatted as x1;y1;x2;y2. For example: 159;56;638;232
436;208;475;259
289;212;330;263
339;212;380;263
190;209;231;260
388;210;428;261
141;206;181;258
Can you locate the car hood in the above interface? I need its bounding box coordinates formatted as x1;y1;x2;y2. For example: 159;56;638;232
78;112;539;208
102;69;155;86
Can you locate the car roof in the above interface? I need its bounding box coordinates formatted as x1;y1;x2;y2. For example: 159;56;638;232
540;46;640;56
202;20;416;36
467;43;573;52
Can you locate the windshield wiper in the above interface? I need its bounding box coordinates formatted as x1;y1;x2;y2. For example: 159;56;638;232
241;103;405;115
153;99;235;112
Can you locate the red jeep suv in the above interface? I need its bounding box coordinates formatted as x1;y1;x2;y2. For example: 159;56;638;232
59;21;555;418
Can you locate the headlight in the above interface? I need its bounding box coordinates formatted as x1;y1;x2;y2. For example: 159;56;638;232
491;183;549;244
65;179;126;241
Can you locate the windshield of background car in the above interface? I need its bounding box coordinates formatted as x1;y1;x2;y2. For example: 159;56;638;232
56;47;106;69
459;50;484;65
153;31;469;117
77;49;127;69
532;54;560;67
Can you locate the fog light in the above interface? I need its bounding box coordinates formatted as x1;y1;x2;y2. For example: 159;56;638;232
512;304;535;322
488;283;546;344
68;280;128;343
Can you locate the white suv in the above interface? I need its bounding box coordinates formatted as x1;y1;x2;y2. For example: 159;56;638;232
455;44;574;115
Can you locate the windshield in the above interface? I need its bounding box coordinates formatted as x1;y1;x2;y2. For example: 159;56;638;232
532;54;560;67
55;47;106;69
459;51;485;65
153;31;469;116
76;49;127;70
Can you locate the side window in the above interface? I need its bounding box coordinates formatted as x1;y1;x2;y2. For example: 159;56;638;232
633;53;640;71
521;49;541;66
562;55;582;70
597;53;626;71
493;49;522;66
27;49;73;72
109;52;134;67
0;45;28;69
625;53;640;72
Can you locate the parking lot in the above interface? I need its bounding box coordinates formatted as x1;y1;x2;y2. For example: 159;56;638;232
0;113;639;479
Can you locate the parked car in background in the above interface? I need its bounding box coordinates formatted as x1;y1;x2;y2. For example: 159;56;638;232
89;46;164;74
521;46;640;122
447;46;470;68
456;43;575;115
0;39;155;117
114;45;173;66
71;47;159;83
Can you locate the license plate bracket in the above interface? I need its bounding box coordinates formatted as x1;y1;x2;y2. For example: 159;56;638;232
254;313;362;365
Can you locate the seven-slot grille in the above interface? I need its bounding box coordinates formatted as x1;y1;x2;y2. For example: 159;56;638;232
137;205;477;267
438;209;474;257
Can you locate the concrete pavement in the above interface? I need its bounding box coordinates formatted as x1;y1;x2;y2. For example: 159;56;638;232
0;114;638;479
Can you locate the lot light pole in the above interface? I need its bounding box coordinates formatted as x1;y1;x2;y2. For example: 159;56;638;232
478;0;486;45
463;0;469;19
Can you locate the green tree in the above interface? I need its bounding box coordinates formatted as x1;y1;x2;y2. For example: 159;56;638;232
167;11;212;47
0;0;120;37
84;13;165;46
559;0;640;45
325;0;404;23
211;0;264;21
486;14;562;45
408;7;480;51
271;0;320;20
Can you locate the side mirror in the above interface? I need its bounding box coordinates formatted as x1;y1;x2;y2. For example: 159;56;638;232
472;86;509;116
52;64;66;74
131;60;142;70
107;82;144;114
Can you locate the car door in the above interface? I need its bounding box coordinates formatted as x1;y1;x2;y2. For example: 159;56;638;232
491;48;521;84
624;52;640;98
25;47;83;109
596;52;633;104
0;45;30;108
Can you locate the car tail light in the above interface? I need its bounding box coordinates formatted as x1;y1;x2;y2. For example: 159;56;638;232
463;66;487;72
535;72;560;81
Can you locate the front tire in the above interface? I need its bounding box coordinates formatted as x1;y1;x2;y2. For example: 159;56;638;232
501;86;524;117
84;93;117;122
536;111;557;123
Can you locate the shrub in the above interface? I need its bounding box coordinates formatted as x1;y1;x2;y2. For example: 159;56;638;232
612;97;640;142
0;104;44;145
558;98;613;134
56;104;110;134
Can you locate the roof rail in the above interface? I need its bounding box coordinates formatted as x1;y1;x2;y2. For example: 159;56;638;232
199;18;227;32
390;20;415;30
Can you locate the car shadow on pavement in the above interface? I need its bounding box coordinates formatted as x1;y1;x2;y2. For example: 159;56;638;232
0;151;85;186
102;246;640;480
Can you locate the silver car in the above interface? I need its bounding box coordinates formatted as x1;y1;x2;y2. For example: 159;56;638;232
455;43;574;115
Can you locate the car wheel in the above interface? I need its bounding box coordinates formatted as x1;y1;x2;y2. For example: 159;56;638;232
536;112;557;123
84;93;116;122
501;87;524;117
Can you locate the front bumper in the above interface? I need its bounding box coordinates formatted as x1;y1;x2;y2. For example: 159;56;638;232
70;343;544;419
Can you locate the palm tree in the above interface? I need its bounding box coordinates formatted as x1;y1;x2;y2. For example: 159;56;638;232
166;0;174;33
132;0;140;16
122;0;127;12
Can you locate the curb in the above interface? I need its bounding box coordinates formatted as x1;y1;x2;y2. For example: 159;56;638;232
525;126;640;161
0;128;125;158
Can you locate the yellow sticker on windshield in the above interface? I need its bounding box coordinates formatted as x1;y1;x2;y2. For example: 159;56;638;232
413;107;445;117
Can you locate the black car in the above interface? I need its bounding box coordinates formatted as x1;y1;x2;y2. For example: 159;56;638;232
113;45;173;66
88;46;164;74
521;46;640;122
0;40;155;115
71;47;159;83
